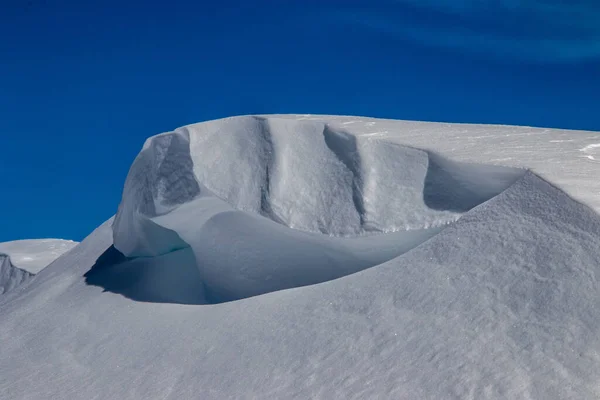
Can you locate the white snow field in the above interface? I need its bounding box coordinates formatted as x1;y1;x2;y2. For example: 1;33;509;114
0;239;78;274
2;115;600;399
0;239;77;295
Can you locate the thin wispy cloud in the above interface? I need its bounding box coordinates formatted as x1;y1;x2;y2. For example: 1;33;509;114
330;0;600;63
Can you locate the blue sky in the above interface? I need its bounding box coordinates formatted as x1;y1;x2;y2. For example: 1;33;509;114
2;0;599;242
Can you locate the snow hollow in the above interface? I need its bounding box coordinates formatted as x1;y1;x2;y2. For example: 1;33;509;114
2;115;600;399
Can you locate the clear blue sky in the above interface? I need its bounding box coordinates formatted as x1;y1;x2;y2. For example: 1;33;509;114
2;0;599;242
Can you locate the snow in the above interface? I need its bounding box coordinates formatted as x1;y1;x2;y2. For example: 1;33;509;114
0;239;77;296
112;116;524;302
2;115;600;399
0;239;78;274
0;255;32;296
581;143;600;161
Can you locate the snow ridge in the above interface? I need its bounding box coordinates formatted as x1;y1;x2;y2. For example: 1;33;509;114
2;115;600;399
0;239;78;274
111;116;525;302
0;253;33;296
114;116;524;250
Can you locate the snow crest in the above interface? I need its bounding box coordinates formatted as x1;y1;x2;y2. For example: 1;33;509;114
112;116;524;302
0;239;78;274
0;254;33;296
3;115;600;399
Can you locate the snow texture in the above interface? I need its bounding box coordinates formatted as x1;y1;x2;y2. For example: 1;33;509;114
112;117;524;302
2;115;600;399
0;239;76;296
0;254;33;296
0;239;78;274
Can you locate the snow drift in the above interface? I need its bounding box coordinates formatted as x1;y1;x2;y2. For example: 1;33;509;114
0;254;33;295
112;116;524;302
0;239;77;274
0;239;76;296
2;115;600;399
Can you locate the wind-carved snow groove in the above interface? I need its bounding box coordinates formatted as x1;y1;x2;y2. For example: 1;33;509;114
153;128;201;210
109;116;527;303
255;118;378;233
322;125;372;232
255;118;286;225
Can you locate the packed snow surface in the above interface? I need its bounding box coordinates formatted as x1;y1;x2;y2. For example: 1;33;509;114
112;116;524;302
2;115;600;399
0;239;77;296
0;255;32;296
0;239;77;274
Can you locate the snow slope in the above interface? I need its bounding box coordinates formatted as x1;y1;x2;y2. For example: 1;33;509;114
0;239;77;274
112;116;524;302
0;239;77;296
1;115;600;399
0;255;32;295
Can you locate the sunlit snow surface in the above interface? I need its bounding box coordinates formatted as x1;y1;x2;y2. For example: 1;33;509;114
0;239;77;295
2;115;600;399
0;239;78;274
112;116;527;302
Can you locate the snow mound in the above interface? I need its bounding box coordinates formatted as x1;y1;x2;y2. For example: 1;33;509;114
0;239;78;274
0;239;76;296
2;115;600;399
111;116;524;302
3;171;600;399
0;254;33;295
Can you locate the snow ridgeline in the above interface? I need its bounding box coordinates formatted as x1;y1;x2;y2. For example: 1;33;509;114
0;254;33;296
3;115;600;399
0;240;78;296
112;116;524;303
0;239;78;274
